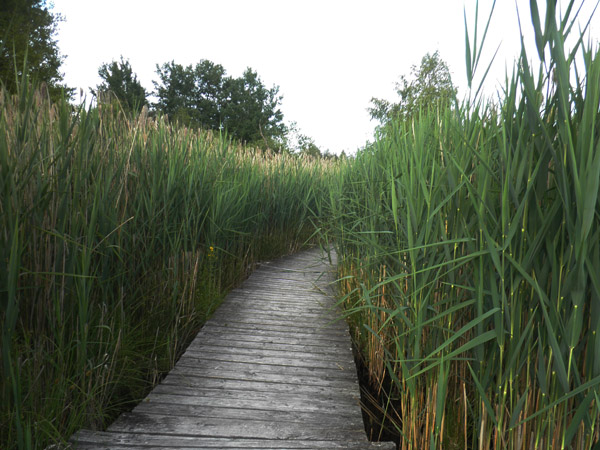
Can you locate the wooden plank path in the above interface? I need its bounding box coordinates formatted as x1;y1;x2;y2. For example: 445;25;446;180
71;247;395;449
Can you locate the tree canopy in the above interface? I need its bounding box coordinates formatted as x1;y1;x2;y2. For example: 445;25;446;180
153;60;285;147
0;0;71;100
94;57;148;114
369;51;457;125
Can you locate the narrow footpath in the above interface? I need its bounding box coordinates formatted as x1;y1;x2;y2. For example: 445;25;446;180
71;247;395;449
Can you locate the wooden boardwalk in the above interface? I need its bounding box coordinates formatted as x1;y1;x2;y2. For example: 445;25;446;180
71;247;395;449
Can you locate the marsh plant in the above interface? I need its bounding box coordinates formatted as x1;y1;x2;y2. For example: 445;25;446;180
328;1;600;448
0;82;332;448
3;0;600;449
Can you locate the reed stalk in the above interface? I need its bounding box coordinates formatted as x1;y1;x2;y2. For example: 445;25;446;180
328;1;600;448
0;82;332;448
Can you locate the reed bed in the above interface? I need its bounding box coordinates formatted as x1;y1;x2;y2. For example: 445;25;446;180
328;2;600;449
0;82;333;449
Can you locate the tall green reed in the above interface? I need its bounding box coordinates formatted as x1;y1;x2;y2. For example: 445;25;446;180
328;1;600;448
0;82;332;449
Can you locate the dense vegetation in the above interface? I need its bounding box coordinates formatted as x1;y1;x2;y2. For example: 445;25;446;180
0;0;72;101
0;82;334;448
2;0;600;449
326;2;600;449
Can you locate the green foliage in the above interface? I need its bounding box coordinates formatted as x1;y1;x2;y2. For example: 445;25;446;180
328;1;600;448
153;60;224;129
223;68;285;145
369;51;457;125
0;0;71;101
153;60;285;148
300;141;322;158
0;82;334;449
284;121;324;157
94;56;148;114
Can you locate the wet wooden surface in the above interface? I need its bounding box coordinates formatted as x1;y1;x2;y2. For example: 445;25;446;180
71;247;395;449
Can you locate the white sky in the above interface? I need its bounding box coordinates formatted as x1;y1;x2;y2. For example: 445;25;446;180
52;0;600;154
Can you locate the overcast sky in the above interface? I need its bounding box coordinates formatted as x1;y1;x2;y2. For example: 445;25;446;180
52;0;600;154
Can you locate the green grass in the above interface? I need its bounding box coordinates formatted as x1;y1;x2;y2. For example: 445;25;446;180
0;85;334;449
326;1;600;448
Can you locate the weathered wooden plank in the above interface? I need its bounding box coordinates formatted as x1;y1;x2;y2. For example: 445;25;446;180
206;315;343;332
218;297;336;310
220;295;335;310
145;383;360;408
210;307;341;323
161;372;358;396
199;321;350;342
228;285;330;294
187;342;353;361
72;431;393;448
222;288;336;300
108;412;367;441
70;248;396;449
188;334;353;355
175;351;356;372
183;344;355;366
204;307;345;325
131;399;364;425
190;329;350;349
170;361;359;384
236;284;327;293
184;347;353;366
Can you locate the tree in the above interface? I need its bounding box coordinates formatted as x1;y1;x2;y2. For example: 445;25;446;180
153;60;286;148
221;68;285;145
94;57;148;113
154;60;226;128
284;122;322;156
154;61;198;124
0;0;71;100
298;137;322;158
193;59;227;128
369;51;457;125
